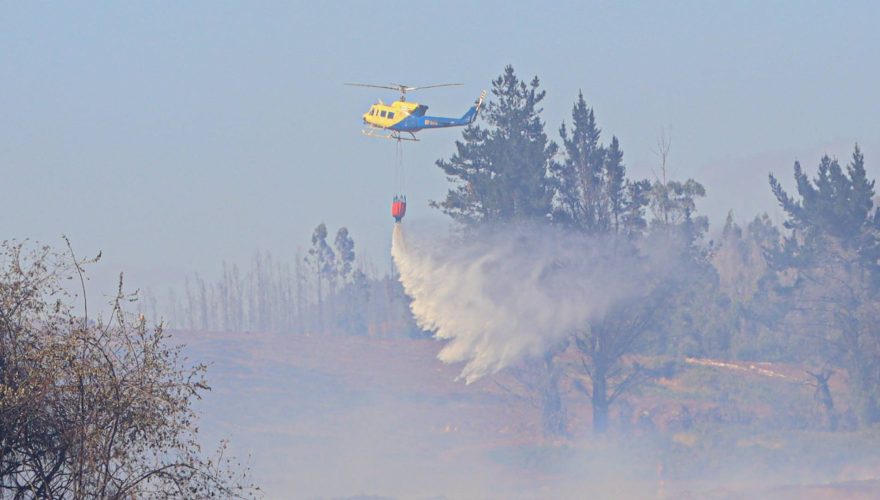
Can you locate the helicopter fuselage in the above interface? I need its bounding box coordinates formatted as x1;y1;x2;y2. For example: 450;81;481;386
362;99;479;134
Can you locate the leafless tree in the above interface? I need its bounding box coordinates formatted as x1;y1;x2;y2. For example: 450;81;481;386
806;367;837;430
0;240;258;499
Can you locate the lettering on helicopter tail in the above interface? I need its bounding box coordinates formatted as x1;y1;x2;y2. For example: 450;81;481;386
425;120;438;126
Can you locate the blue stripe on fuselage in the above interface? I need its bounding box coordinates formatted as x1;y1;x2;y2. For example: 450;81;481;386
390;106;476;132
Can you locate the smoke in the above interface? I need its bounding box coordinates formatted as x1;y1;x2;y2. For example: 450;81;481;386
391;222;663;383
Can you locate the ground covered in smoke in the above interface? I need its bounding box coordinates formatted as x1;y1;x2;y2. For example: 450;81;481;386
181;330;880;499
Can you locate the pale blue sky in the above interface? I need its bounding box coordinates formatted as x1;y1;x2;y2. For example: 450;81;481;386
2;1;879;296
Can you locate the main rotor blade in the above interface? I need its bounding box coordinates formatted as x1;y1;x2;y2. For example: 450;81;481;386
344;83;403;91
347;82;465;94
403;83;464;91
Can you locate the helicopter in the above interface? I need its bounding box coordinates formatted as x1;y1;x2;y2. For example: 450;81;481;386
345;83;487;141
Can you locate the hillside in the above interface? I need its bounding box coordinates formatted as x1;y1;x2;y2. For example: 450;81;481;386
179;330;880;499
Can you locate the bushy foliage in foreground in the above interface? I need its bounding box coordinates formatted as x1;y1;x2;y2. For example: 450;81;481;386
0;241;257;498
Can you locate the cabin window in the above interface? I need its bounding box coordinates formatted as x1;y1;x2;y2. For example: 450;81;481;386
370;109;375;116
380;110;387;118
387;112;395;119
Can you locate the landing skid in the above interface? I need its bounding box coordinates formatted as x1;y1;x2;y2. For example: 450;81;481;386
361;127;419;142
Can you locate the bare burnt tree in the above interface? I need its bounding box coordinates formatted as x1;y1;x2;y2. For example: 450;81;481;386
0;240;258;499
806;367;837;430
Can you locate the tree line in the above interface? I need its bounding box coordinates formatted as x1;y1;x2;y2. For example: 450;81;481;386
434;65;880;434
159;64;880;436
151;224;418;338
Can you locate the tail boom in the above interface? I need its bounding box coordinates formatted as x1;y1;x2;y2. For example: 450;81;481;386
390;90;487;133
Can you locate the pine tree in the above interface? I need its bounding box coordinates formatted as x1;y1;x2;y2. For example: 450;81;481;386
769;145;880;425
549;92;659;433
550;92;649;237
434;65;558;224
605;136;628;233
553;91;606;230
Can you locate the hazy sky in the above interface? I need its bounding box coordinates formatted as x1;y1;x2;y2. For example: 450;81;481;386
3;1;879;297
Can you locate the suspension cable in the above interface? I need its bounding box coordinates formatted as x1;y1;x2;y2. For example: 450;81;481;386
395;138;404;194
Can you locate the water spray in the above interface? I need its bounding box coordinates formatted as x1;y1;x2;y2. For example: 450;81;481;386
391;223;656;383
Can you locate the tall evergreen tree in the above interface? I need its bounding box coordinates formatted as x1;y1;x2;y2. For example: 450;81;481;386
768;145;880;425
550;92;650;236
546;92;658;433
434;65;558;224
553;91;606;230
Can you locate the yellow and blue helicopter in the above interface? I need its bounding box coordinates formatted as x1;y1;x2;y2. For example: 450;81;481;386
345;83;486;141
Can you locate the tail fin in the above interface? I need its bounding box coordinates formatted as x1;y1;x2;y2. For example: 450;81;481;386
460;90;487;124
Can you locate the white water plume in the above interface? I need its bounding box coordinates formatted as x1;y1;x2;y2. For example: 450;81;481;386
391;223;660;383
